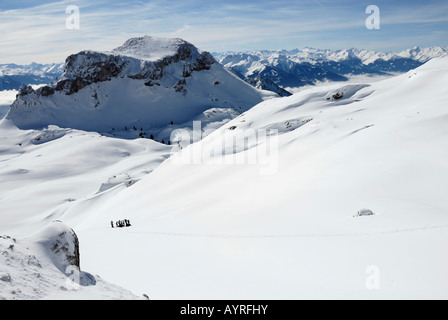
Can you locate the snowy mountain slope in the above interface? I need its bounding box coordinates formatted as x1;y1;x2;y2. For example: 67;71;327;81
1;52;447;299
0;63;64;90
0;221;144;300
0;113;171;298
50;57;448;299
85;57;448;235
6;36;275;141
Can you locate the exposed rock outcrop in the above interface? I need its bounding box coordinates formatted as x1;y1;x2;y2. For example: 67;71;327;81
17;37;217;98
245;76;292;97
0;223;145;300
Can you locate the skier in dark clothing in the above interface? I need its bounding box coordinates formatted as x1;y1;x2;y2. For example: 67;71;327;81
112;219;132;228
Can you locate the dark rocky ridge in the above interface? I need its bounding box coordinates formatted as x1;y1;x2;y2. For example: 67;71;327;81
245;76;292;97
18;37;217;98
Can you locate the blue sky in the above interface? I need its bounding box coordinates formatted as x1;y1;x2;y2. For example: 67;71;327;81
0;0;447;63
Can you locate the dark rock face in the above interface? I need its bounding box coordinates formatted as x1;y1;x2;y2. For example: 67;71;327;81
49;228;81;270
25;38;217;98
39;86;55;97
332;92;344;100
144;80;160;87
245;76;292;97
174;79;187;94
51;52;126;95
55;78;91;95
64;51;124;82
181;53;215;78
192;52;215;72
18;85;35;96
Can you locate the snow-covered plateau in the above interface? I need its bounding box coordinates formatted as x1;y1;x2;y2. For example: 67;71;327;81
0;36;447;300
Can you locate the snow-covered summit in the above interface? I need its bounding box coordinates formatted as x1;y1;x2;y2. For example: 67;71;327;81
111;36;194;62
58;35;216;88
6;36;275;137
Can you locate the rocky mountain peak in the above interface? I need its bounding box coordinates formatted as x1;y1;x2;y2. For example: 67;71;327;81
8;35;270;134
18;36;217;97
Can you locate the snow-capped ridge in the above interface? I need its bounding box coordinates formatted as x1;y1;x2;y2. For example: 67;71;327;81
398;46;448;62
56;36;216;93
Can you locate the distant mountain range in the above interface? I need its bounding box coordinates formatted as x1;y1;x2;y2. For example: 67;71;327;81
0;63;64;90
213;46;448;94
1;46;447;95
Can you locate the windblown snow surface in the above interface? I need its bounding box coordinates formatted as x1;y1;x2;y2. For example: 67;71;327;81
1;57;448;299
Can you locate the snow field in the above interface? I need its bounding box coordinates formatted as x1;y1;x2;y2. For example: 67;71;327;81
1;57;447;299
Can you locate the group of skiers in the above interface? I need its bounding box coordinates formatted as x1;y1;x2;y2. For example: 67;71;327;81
111;219;131;228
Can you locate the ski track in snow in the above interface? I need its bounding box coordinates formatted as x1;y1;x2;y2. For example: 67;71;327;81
86;223;448;239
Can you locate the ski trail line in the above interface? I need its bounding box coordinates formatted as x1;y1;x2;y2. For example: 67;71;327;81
102;224;448;239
